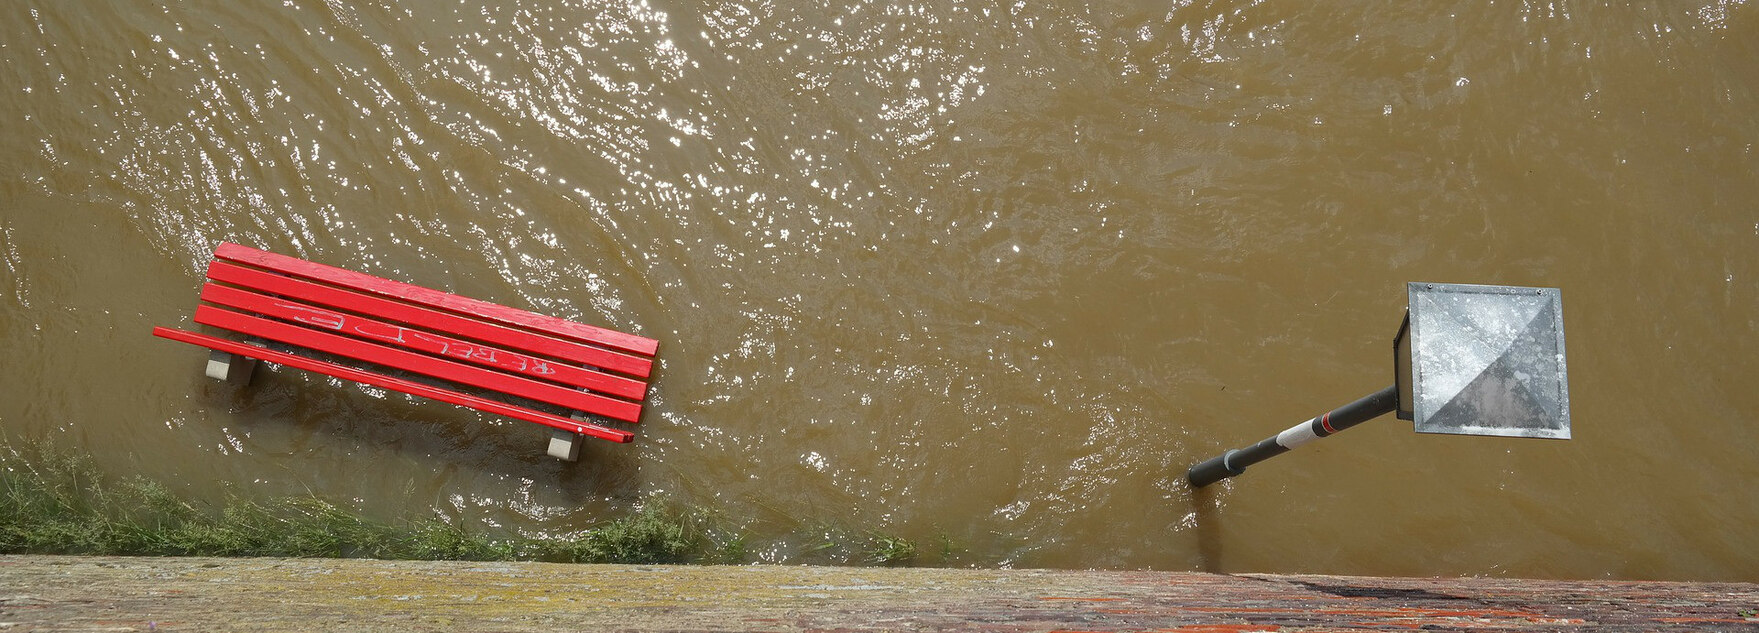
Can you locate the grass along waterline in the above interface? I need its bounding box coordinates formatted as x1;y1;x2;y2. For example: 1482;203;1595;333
0;441;916;566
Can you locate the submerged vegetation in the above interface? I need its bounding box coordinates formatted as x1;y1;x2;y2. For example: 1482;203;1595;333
0;442;702;563
863;532;918;566
0;442;919;566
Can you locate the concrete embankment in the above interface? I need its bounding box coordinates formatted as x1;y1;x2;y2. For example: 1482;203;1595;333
2;555;1756;632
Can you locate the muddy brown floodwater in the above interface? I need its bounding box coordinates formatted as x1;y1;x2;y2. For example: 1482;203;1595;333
2;1;1756;580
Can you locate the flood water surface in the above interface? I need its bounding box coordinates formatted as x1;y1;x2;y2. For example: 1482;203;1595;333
3;0;1757;580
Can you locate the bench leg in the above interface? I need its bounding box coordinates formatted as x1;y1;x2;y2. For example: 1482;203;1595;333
553;384;600;460
547;428;583;462
205;350;257;385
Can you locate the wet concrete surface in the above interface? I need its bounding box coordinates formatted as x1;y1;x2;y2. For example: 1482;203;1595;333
2;555;1757;631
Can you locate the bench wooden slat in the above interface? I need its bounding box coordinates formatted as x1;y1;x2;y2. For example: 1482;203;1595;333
199;282;647;400
207;261;652;378
193;305;643;423
216;242;659;357
152;327;633;443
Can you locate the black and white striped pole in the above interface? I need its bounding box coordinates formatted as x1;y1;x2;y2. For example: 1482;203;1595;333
1187;386;1398;487
1187;283;1572;488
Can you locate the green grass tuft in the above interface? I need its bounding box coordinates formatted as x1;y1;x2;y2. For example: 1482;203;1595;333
862;532;917;566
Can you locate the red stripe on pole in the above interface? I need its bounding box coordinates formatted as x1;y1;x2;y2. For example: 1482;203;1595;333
214;242;659;356
1320;412;1337;434
193;305;643;423
152;327;632;443
199;283;647;400
206;261;652;378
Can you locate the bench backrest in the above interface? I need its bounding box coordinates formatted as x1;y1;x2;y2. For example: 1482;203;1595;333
195;243;657;426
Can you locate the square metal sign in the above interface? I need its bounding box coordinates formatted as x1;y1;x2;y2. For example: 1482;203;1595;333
1395;282;1570;439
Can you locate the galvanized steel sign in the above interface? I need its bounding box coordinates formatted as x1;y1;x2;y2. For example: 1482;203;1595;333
1397;282;1570;440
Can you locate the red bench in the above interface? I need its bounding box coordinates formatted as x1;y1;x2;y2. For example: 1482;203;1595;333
153;242;658;460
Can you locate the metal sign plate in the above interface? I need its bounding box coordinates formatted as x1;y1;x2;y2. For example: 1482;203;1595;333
1401;282;1570;439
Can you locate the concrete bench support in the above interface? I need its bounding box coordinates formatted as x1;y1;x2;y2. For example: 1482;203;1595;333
547;428;583;461
205;350;257;384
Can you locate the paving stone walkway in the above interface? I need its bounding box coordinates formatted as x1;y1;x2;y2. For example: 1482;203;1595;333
2;555;1756;631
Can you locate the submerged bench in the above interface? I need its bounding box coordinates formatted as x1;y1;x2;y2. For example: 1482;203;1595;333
153;242;658;460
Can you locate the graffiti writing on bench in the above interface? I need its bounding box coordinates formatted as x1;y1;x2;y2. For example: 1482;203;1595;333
278;302;558;376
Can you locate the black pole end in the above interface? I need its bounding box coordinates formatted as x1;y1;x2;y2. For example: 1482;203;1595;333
1187;450;1243;488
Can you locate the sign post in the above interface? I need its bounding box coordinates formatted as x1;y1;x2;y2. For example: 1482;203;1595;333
1187;282;1570;488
